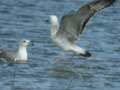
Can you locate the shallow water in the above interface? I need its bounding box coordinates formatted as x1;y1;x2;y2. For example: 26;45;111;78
0;0;120;90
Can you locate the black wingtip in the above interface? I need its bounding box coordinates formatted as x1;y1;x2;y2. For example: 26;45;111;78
80;51;92;57
88;0;116;11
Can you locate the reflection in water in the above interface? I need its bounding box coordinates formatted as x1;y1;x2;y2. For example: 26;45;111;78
49;57;77;79
46;56;97;89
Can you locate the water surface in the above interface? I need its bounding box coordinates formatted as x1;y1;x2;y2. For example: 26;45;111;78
0;0;120;90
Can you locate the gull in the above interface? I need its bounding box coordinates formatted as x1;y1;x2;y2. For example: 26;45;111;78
0;39;30;64
50;0;115;57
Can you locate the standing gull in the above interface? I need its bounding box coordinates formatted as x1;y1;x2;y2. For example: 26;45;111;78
0;39;30;64
50;0;115;57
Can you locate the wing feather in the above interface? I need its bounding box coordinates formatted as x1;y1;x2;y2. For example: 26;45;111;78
57;0;115;43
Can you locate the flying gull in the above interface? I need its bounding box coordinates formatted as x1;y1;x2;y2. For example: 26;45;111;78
0;39;30;64
50;0;115;57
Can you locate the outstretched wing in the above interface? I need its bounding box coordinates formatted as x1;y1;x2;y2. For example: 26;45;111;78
57;0;115;43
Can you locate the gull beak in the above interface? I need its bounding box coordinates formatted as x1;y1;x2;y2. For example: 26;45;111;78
45;19;49;23
25;40;31;47
30;40;34;46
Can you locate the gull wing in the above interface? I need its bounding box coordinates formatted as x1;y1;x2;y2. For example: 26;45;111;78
0;49;15;62
57;0;115;43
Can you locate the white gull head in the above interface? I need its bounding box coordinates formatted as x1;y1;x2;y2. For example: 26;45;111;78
19;39;30;47
50;15;58;26
15;39;30;62
50;15;59;37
